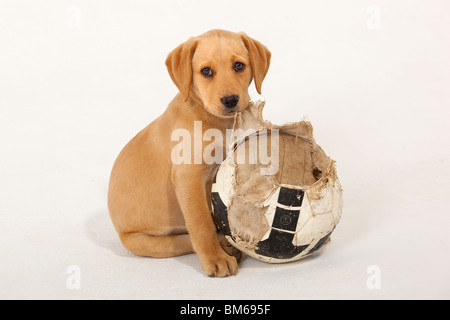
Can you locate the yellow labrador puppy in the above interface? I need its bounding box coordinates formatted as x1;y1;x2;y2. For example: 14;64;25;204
108;29;271;277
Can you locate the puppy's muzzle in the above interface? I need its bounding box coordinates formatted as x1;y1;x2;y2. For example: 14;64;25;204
221;95;239;108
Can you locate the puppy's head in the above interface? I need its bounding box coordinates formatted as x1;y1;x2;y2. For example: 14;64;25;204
166;30;271;118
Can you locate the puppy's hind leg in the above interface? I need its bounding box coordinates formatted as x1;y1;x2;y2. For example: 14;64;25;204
120;233;194;258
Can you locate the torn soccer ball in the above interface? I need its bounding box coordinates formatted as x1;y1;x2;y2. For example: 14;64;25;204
211;101;343;263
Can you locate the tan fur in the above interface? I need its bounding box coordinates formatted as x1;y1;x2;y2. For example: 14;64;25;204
108;29;271;277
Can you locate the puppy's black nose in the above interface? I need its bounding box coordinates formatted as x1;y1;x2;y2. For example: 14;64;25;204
221;95;239;108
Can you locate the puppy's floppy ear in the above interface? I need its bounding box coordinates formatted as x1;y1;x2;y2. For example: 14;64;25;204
165;37;198;102
240;32;271;94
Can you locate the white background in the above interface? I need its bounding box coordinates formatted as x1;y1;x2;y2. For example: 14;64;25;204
1;0;449;299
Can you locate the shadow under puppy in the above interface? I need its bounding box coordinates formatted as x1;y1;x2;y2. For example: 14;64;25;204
108;29;271;277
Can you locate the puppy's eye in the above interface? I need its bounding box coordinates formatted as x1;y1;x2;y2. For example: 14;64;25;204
201;67;213;77
234;62;245;72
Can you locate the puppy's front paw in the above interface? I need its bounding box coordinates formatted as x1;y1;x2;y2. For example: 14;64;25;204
200;251;238;277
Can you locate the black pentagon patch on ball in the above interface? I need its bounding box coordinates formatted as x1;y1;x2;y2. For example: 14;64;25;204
211;191;234;241
254;188;309;260
278;187;304;207
255;229;309;259
272;207;300;232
